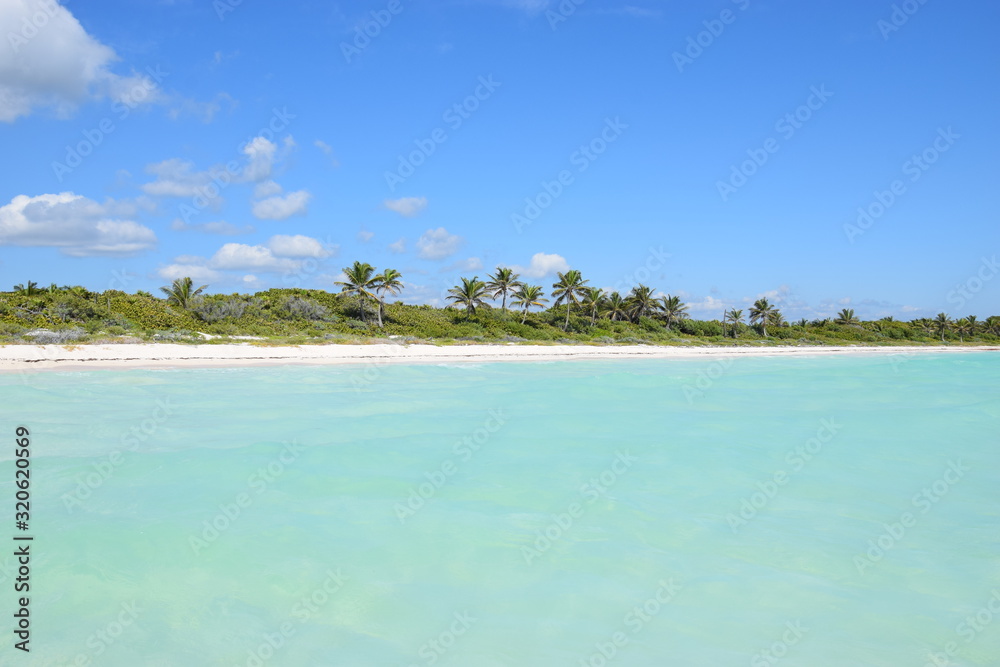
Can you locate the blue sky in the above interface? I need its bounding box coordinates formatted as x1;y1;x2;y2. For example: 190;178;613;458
1;0;998;320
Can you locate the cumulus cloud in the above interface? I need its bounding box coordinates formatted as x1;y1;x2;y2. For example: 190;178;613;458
251;190;310;220
0;192;155;256
0;0;164;121
157;263;221;283
207;243;301;272
512;252;569;279
267;234;335;259
141;159;220;201
253;180;282;199
357;230;374;242
388;237;406;254
416;227;462;260
159;236;333;285
140;135;295;203
384;196;427;218
684;295;728;314
242;137;278;182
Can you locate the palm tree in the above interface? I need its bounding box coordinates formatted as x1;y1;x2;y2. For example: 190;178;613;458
582;287;606;326
485;267;521;313
985;316;1000;336
335;261;379;323
551;270;589;330
749;298;778;337
627;285;657;323
835;308;860;325
954;318;972;343
159;277;207;309
374;268;404;328
13;281;40;296
447;276;490;318
603;292;629;322
933;313;951;342
724;308;743;339
965;315;979;337
511;284;548;324
659;294;688;331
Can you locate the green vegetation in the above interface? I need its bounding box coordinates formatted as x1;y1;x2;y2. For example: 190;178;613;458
1;268;998;348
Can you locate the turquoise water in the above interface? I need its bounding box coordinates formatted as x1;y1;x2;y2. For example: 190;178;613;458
1;353;998;666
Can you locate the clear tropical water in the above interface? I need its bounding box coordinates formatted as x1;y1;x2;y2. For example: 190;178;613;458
1;352;998;666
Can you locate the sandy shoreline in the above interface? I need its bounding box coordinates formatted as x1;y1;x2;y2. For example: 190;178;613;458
0;342;994;373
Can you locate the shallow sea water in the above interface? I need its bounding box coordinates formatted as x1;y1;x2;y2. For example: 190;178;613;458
1;352;998;666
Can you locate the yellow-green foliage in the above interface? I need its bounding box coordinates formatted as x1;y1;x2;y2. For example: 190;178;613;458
108;293;200;330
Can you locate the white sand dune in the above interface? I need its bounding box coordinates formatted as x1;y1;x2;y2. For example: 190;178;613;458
0;342;994;373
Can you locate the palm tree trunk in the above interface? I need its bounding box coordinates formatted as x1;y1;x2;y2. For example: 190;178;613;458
564;304;570;330
377;297;384;327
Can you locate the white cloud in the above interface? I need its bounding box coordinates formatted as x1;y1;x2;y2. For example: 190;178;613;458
141;159;219;201
417;227;462;260
512;252;569;279
253;180;282;198
267;234;334;259
157;263;221;283
388;237;406;254
0;0;163;121
170;219;254;235
0;192;155;256
251;190;310;220
384;196;427;218
242;137;278;182
684;295;728;314
442;257;483;273
208;243;300;272
357;230;374;242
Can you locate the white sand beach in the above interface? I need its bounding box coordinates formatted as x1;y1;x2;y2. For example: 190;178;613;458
0;342;994;372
